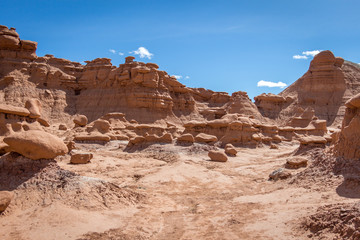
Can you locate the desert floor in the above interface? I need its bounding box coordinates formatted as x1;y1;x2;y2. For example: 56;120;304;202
0;141;356;240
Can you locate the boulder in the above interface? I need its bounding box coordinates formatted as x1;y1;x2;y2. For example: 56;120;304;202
25;99;41;118
224;143;237;156
70;151;93;164
177;133;194;143
3;130;67;160
195;133;218;144
0;191;14;212
208;150;228;162
285;157;308;169
73;114;88;127
269;168;292;181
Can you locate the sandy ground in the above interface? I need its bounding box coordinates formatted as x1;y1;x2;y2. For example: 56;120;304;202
0;141;357;240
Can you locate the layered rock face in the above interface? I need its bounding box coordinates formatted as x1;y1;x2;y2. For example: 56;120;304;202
255;51;360;127
334;93;360;159
0;25;261;125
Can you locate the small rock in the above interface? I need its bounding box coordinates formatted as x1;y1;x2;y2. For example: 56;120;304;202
285;157;308;169
269;168;292;180
70;151;93;164
73;114;88;127
59;124;67;131
208;150;228;162
270;144;279;149
224;144;237;156
66;141;76;152
0;191;14;212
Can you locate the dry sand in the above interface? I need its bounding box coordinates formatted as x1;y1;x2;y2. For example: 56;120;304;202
0;141;356;240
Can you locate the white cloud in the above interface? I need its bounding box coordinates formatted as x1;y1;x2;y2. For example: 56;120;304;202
302;50;322;57
118;52;124;56
257;80;287;88
293;55;308;60
185;76;190;79
130;47;153;59
172;75;182;80
109;49;116;54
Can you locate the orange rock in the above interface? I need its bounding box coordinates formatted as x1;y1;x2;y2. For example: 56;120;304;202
208;150;228;162
195;133;218;144
73;115;88;127
70;151;93;164
25;99;41;118
3;130;68;160
177;133;194;143
224;144;237;156
0;191;14;212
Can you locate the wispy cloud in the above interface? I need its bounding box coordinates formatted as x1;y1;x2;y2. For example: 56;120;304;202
293;49;322;60
172;75;182;80
302;50;321;57
293;55;308;60
109;49;124;55
130;47;153;59
257;80;287;88
185;76;190;79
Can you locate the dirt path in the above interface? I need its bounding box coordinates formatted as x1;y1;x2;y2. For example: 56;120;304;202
0;142;357;239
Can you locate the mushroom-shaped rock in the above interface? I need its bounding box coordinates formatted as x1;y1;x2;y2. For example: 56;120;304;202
0;191;14;213
195;133;218;144
224;144;237;156
177;133;195;143
70;151;93;164
73;114;88;127
208;150;228;162
90;119;111;133
3;130;67;160
25;99;41;118
125;56;135;63
345;93;360;109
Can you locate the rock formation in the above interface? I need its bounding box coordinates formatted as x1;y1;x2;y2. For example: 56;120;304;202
4;130;68;160
334;93;360;159
255;51;360;127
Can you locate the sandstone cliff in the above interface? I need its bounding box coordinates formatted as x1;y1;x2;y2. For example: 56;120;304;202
255;51;360;127
0;25;262;125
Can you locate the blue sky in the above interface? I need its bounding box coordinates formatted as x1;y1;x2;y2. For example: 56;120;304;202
1;0;360;99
